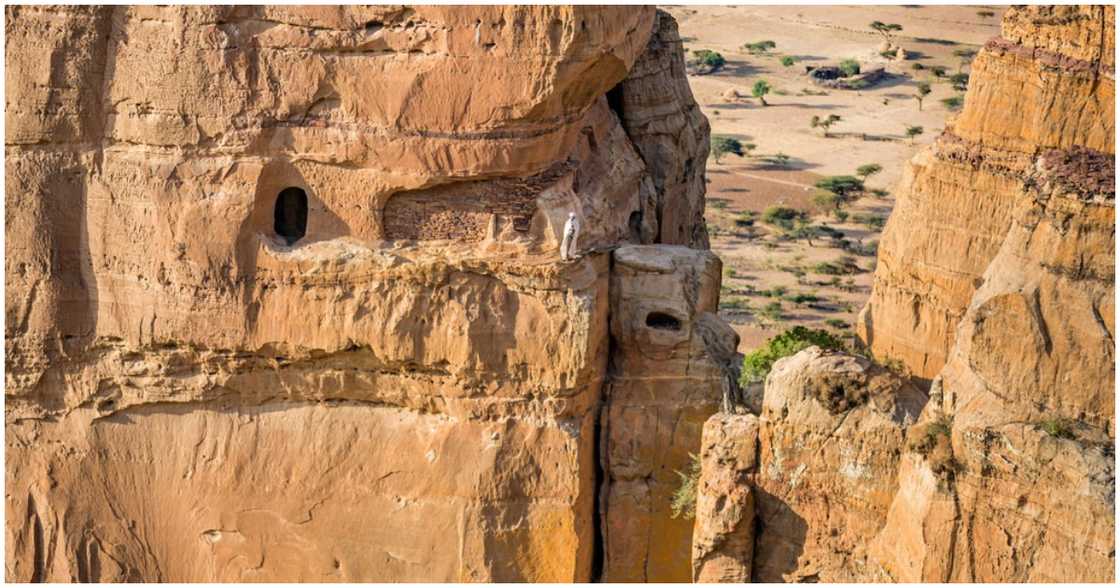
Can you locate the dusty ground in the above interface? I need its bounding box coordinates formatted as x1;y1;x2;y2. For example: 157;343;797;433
665;4;1005;350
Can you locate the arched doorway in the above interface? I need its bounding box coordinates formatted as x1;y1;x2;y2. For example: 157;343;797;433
274;187;308;245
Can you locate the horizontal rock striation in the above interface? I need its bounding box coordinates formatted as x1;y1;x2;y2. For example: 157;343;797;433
5;6;734;582
859;5;1115;381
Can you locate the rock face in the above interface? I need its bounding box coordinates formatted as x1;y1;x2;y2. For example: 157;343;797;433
866;7;1116;581
692;6;1115;584
5;6;734;582
858;4;1115;382
751;348;926;582
600;245;739;582
691;413;758;583
606;10;711;249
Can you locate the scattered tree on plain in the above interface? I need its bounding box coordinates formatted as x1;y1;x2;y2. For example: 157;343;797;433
787;218;823;247
915;82;931;110
691;49;726;73
710;135;744;163
905;125;925;144
744;40;777;55
869;21;903;44
941;95;964;110
781;55;797;68
810;114;842;137
752;79;772;105
856;163;883;182
949;72;969;91
815;175;865;201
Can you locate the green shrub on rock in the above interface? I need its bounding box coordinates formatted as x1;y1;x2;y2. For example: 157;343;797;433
740;326;847;385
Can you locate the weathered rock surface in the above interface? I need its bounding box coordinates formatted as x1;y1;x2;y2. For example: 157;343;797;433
691;413;758;583
751;348;926;582
600;245;740;582
863;5;1116;583
607;10;711;249
5;6;734;582
858;4;1115;382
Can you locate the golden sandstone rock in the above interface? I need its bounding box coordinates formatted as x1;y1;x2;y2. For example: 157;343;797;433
5;6;735;581
7;4;1115;583
693;5;1114;584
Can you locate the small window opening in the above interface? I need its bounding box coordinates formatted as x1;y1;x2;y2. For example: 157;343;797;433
645;312;682;331
274;187;308;245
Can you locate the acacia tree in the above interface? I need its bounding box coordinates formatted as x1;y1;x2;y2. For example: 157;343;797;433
781;55;797;68
787;218;822;247
752;79;772;106
815;176;865;206
905;125;925;144
856;163;883;182
710;135;744;163
869;21;903;44
810;114;842;137
914;82;932;111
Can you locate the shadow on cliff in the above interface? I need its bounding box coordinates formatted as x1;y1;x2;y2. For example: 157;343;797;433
751;487;808;582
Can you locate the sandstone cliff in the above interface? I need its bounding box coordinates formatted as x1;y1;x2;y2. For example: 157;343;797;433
5;6;732;581
858;4;1115;383
693;6;1114;584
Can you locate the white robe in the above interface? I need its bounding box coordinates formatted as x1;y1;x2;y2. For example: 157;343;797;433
560;215;580;261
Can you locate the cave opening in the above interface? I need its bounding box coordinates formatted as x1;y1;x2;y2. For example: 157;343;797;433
606;83;625;120
645;312;683;331
274;187;308;245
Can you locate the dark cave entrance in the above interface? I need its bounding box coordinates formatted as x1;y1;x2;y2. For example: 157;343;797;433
274;187;308;245
645;312;683;331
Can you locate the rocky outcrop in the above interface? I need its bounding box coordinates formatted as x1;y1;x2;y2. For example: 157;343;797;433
605;10;711;249
858;4;1115;382
864;6;1116;582
599;245;739;582
691;413;758;583
5;6;733;582
690;6;1114;584
751;348;926;582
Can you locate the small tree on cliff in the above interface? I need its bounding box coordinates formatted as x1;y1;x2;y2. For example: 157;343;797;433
914;82;931;111
710;135;744;164
670;453;702;519
752;79;772;106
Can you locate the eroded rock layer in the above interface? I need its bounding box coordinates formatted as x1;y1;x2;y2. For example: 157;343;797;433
858;4;1115;381
5;6;733;582
600;245;739;582
693;6;1114;585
